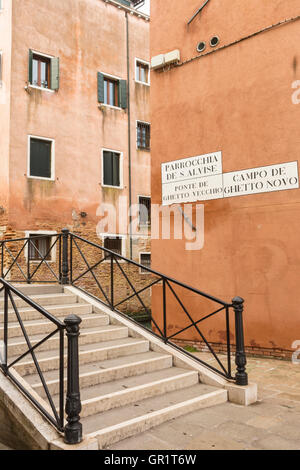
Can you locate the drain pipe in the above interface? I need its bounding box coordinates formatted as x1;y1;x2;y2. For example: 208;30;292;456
126;11;133;260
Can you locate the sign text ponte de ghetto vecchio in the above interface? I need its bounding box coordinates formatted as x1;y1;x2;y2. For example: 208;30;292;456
161;153;299;206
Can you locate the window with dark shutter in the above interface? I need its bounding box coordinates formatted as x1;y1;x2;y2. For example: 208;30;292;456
103;237;123;256
28;50;59;90
28;234;52;261
29;137;53;179
140;253;151;274
97;72;127;109
139;196;151;226
103;151;121;187
137;122;150;150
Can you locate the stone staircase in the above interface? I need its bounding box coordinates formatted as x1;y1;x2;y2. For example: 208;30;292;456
0;284;232;449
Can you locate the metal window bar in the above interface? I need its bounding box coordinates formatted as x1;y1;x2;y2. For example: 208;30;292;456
139;197;151;226
137;122;150;150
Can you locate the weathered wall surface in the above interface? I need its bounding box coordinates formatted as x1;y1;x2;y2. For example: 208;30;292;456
0;0;12;233
150;0;300;355
3;0;150;260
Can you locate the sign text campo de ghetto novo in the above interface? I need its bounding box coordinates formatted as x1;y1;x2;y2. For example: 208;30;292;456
161;151;299;206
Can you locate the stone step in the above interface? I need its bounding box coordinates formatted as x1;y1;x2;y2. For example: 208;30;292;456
12;338;150;376
82;385;227;448
28;352;173;397
76;368;199;418
0;293;78;310
6;325;129;357
0;303;93;323
10;284;63;296
0;313;109;339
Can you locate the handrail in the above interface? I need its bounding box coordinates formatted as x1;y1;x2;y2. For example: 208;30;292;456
70;232;230;307
0;278;64;327
0;277;83;445
0;230;249;388
0;233;62;284
68;230;248;385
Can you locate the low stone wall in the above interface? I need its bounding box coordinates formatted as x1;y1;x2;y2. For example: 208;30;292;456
0;401;31;450
172;338;293;361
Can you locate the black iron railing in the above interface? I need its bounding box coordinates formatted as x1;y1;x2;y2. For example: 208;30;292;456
0;278;82;445
0;233;62;284
68;231;248;386
0;229;248;436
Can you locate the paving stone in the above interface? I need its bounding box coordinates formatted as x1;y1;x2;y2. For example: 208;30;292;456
184;431;248;450
253;435;300;450
108;354;300;450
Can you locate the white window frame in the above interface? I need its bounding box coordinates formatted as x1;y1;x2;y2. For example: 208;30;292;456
27;135;55;181
29;50;55;93
99;71;123;110
99;233;127;262
136;120;151;150
24;230;57;263
135;58;150;86
101;147;124;189
138;194;151;227
139;252;151;274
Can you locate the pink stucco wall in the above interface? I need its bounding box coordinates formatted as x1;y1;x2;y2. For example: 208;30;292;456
150;0;300;352
3;0;150;254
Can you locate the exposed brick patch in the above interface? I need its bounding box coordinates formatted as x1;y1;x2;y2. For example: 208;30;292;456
172;338;293;361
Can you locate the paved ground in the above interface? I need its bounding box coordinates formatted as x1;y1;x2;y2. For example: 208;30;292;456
108;353;300;450
1;353;299;450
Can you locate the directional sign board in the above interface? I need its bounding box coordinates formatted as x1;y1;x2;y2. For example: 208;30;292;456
162;153;299;206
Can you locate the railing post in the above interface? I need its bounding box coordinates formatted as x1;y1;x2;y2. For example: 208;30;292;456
162;279;167;342
110;253;114;309
232;296;248;386
61;229;70;285
1;286;8;375
27;240;31;284
64;314;82;445
1;242;4;278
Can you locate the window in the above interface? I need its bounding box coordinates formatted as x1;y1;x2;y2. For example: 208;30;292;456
28;234;52;261
28;136;54;180
97;72;127;109
102;150;122;187
137;122;150;150
104;77;119;107
135;60;150;85
103;236;123;257
140;253;151;274
32;54;50;88
139;196;151;226
28;50;59;91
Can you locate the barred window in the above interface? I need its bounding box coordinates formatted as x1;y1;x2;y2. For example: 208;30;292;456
137;122;150;150
140;253;151;274
103;236;123;257
139;196;151;226
28;234;52;261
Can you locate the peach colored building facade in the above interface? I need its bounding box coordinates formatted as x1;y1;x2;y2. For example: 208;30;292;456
0;0;150;264
150;0;300;358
